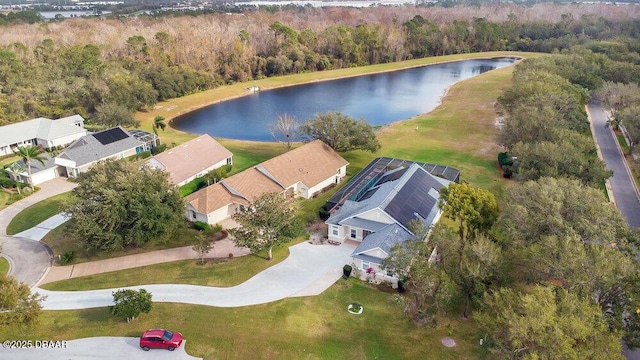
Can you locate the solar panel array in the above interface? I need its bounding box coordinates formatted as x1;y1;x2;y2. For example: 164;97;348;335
326;157;460;211
384;170;439;229
93;127;129;145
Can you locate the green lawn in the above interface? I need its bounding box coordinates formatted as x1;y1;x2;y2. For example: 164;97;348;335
0;190;10;211
41;238;297;290
0;256;8;275
5;281;487;360
6;192;75;235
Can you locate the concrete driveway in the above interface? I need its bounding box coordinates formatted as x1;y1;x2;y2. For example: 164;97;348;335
0;178;77;287
36;241;354;310
0;337;200;360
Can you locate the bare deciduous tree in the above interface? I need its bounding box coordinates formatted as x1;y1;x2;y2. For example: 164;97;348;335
269;114;300;151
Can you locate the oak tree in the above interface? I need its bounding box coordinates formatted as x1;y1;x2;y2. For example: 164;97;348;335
0;274;45;328
229;192;297;260
66;160;184;252
299;112;381;153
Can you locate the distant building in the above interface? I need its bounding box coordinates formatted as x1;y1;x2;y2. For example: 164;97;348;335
0;115;86;156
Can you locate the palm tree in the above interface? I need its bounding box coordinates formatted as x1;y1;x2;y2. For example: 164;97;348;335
5;163;26;196
12;145;46;191
152;115;166;148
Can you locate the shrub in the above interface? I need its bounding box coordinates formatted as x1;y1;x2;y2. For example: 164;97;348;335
502;165;514;178
59;250;76;265
498;152;514;167
205;223;223;235
343;264;352;278
194;221;210;232
0;177;16;188
228;252;234;258
151;144;167;155
319;205;330;220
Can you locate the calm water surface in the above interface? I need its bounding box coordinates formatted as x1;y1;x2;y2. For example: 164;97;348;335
172;57;517;141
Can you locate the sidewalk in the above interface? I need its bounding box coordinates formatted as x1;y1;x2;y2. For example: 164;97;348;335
40;239;250;284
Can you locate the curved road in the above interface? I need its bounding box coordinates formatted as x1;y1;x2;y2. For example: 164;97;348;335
0;178;77;287
588;103;640;228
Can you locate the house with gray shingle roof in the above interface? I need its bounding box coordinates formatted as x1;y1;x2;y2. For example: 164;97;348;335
54;126;144;178
326;161;451;280
0;115;87;156
6;153;61;186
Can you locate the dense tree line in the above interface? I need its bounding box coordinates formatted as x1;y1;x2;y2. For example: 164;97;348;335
495;47;632;186
0;5;639;125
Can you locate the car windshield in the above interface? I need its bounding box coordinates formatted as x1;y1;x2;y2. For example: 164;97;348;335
162;330;173;341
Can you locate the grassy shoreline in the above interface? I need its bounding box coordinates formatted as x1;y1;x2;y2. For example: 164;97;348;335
136;51;540;143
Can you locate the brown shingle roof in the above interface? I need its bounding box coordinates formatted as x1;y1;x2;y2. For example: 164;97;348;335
185;140;348;214
261;140;349;188
184;182;247;214
150;135;232;185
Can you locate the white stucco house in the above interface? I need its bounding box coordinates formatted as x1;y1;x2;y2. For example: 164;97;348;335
6;153;62;186
325;160;456;280
54;126;145;178
144;134;233;187
0;115;86;156
184;140;348;225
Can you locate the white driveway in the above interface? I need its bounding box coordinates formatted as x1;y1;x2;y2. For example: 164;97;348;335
0;337;200;360
36;242;354;310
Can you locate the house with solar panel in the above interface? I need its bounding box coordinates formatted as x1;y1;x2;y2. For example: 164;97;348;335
325;157;459;279
54;126;145;178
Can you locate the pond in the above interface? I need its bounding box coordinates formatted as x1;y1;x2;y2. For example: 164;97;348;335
171;57;518;141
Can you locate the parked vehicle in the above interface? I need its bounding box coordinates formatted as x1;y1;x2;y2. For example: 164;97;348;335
139;329;183;351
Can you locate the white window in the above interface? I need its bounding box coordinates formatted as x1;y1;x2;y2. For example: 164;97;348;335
362;261;370;271
350;229;357;239
331;226;339;236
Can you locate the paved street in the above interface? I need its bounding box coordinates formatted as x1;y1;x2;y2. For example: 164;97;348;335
588;102;640;228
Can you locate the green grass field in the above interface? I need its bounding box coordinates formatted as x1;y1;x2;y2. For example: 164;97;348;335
0;257;8;275
6;192;74;235
41;239;296;290
7;281;487;360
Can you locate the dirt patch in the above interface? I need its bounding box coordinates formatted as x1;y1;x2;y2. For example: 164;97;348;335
306;221;328;245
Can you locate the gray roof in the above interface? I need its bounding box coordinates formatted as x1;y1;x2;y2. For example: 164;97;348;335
328;163;448;257
341;217;390;232
326;157;459;211
327;163;448;232
15;153;57;173
0;115;85;148
56;127;143;167
351;223;413;263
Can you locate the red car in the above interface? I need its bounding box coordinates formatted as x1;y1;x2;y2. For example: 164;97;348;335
139;329;183;351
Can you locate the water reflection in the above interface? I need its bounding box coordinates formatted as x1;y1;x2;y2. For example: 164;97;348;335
172;57;516;141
